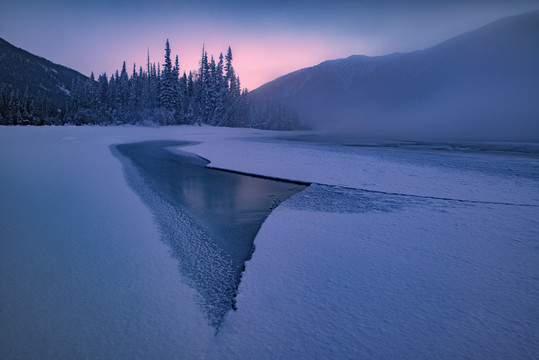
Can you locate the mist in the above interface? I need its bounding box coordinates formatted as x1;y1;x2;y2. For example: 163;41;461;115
322;80;539;142
252;9;539;142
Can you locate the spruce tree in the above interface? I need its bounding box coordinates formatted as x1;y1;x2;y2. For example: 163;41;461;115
225;47;240;98
213;53;226;124
160;39;175;110
119;61;129;107
225;47;233;85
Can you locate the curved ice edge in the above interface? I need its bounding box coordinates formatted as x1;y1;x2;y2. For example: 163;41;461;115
111;144;237;329
205;165;312;186
206;164;538;207
111;142;308;330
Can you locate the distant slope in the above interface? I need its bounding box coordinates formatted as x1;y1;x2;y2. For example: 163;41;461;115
251;10;539;141
0;37;87;106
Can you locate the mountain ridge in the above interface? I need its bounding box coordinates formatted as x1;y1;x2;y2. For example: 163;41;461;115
251;10;539;141
0;37;87;106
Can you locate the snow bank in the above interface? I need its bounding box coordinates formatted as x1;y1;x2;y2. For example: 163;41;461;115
1;125;538;359
209;184;539;359
179;128;539;358
0;126;214;359
181;135;539;205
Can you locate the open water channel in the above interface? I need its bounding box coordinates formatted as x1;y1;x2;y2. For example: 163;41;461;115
114;141;306;327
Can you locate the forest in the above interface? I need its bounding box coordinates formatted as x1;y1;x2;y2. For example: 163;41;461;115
0;40;300;130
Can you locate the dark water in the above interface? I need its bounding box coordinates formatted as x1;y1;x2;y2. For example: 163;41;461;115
113;141;306;327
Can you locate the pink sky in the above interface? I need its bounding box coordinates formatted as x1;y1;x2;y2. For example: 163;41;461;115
1;1;537;90
104;33;357;90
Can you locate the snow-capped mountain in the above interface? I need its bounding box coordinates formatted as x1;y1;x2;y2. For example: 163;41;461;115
0;37;87;106
251;10;539;141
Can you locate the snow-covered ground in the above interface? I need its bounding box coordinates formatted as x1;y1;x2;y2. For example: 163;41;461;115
1;125;538;359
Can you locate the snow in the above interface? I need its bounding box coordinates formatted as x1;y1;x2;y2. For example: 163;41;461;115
0;126;214;358
58;84;70;95
1;125;538;359
181;134;539;205
210;185;539;359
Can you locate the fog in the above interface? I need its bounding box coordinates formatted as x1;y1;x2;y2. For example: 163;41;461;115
253;9;539;142
321;81;539;142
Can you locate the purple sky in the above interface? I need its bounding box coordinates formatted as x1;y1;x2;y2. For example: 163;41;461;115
1;0;538;90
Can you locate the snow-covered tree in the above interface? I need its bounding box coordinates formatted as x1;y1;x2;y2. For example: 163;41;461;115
8;39;295;129
160;39;176;111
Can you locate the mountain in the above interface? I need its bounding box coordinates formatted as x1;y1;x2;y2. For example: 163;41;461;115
251;10;539;141
0;37;87;106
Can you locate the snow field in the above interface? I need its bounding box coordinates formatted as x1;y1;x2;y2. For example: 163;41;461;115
1;125;538;359
181;135;539;205
210;185;539;359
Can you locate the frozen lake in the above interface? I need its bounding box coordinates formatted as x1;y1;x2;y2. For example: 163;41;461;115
114;140;305;327
1;126;538;359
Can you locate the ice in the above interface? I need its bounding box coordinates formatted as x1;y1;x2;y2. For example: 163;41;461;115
209;184;539;359
112;140;304;327
181;135;539;205
1;125;538;359
0;126;214;358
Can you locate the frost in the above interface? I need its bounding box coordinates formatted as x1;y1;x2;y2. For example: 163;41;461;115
0;125;537;359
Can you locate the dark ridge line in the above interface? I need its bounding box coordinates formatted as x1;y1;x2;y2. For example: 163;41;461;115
207;165;538;208
119;142;308;329
206;165;312;186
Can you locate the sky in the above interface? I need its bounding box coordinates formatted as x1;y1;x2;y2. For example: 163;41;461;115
1;0;538;90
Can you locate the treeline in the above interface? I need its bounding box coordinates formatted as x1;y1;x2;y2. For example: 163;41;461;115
0;40;300;130
0;85;63;125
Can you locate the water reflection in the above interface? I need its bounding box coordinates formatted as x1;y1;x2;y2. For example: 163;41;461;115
113;141;306;327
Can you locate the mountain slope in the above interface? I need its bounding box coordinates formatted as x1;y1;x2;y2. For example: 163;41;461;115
251;10;539;141
0;38;87;106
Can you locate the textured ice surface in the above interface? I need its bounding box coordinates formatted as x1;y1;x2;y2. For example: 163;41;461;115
0;127;214;359
183;136;539;205
113;140;305;327
210;184;539;359
1;126;538;359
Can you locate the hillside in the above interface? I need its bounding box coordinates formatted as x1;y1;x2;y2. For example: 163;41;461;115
251;10;539;141
0;37;87;106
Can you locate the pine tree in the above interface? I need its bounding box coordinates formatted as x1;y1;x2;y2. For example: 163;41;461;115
177;71;188;121
225;47;233;86
213;53;226;125
97;73;107;103
160;39;175;111
225;47;241;98
0;39;258;128
129;64;138;111
187;71;194;98
193;45;210;123
119;61;129;109
173;55;180;80
148;63;159;109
